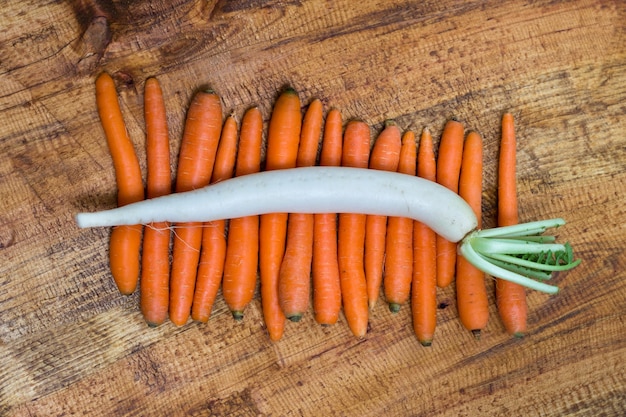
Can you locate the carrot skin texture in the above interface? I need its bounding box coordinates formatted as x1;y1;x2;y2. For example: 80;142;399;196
143;78;171;199
365;121;401;309
140;77;171;325
169;90;223;326
338;120;371;337
260;88;302;340
222;107;263;319
312;108;343;325
412;128;438;345
278;99;322;321
278;214;314;321
497;114;519;226
312;213;341;324
169;224;202;325
296;98;323;167
193;219;227;322
495;113;527;337
192;115;238;322
109;226;142;295
456;131;489;336
95;72;144;296
384;130;416;312
436;119;464;288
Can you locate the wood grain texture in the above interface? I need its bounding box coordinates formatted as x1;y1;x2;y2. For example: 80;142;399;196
1;0;625;415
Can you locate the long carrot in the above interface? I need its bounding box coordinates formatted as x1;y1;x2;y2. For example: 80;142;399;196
95;72;144;296
312;108;343;325
456;130;489;337
365;121;401;309
495;113;527;337
260;88;302;340
140;77;171;326
384;129;415;312
169;89;223;326
436;118;465;288
338;120;371;337
222;107;263;320
278;99;322;321
191;114;238;322
412;127;438;346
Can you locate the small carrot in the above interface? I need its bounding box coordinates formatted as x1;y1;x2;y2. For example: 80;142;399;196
95;72;144;296
495;113;527;337
278;99;322;321
365;120;401;309
191;114;238;322
456;130;489;337
436;118;465;288
412;127;438;346
338;120;371;337
140;77;171;326
169;89;223;326
260;88;302;340
384;129;416;312
312;108;343;325
222;107;263;320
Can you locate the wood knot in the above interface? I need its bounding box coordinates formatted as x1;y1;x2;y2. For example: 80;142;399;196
74;16;111;74
0;228;15;249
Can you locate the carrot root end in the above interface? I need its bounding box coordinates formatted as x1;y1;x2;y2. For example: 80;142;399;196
388;303;401;313
287;314;303;322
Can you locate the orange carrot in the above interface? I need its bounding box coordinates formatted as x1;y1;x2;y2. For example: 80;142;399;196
435;118;465;288
296;99;323;167
495;113;527;337
456;130;489;337
412;127;438;346
365;121;401;309
338;120;371;337
140;77;171;326
384;129;416;312
312;108;343;325
191;114;238;322
222;107;263;320
169;89;223;326
95;72;144;296
278;99;322;321
260;88;302;340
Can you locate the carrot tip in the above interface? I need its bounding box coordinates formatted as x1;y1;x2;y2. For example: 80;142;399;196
231;311;244;321
471;329;482;340
287;314;303;322
146;322;160;328
388;303;401;314
512;332;525;338
419;340;433;347
192;317;209;324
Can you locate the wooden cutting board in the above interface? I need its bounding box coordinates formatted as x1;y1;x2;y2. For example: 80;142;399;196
1;0;624;415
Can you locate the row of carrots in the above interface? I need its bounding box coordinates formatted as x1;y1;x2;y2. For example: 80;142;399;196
94;72;527;345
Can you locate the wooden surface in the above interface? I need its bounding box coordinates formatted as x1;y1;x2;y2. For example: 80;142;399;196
1;0;625;415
